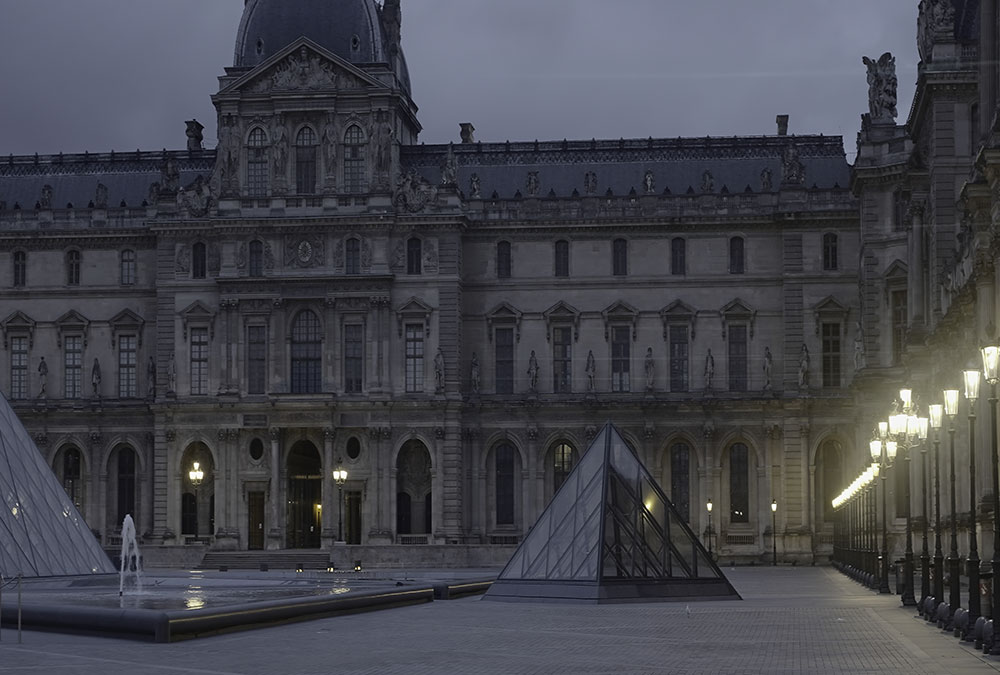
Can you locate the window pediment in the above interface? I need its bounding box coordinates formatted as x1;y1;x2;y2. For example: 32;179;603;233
55;310;90;348
396;297;434;337
487;302;522;342
813;296;849;336
177;302;214;342
2;311;35;349
543;301;581;342
110;309;146;349
602;301;638;341
721;299;756;339
660;300;697;340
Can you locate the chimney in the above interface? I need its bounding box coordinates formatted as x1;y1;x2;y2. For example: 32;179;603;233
776;115;789;136
460;123;476;144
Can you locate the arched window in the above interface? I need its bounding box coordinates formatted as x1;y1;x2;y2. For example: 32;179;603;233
671;238;686;276
120;249;136;285
496;241;511;279
729;443;749;523
817;440;843;524
248;240;264;278
117;447;137;526
407;237;422;275
612;238;628;276
729;237;745;274
345;238;361;275
396;440;432;536
62;447;83;507
191;242;207;279
290;310;322;394
66;250;81;286
554;240;569;277
669;442;691;523
295;127;317;195
822;233;838;271
552;442;575;494
343;125;365;193
13;251;26;287
495;443;515;526
246;127;269;198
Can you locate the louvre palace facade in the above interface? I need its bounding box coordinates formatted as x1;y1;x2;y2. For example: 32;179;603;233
0;0;990;567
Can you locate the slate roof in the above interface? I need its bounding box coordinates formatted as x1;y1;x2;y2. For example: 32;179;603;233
0;151;215;211
401;135;850;199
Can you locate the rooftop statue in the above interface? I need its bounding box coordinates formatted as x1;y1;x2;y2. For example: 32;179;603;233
863;52;897;122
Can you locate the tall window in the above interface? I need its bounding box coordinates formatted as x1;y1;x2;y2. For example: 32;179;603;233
63;447;83;507
190;327;209;395
822;233;838;271
118;335;137;397
405;324;424;393
891;290;907;365
246;127;269;198
407;238;422;275
192;242;207;279
671;238;686;276
728;325;748;392
120;249;136;286
117;448;137;526
822;322;841;388
295;127;317;195
612;238;628;276
290;311;322;394
611;326;630;392
12;251;26;288
729;237;745;274
729;443;749;523
893;189;907;232
66;250;81;286
552;443;575;494
248;241;263;278
496;241;511;279
64;335;82;399
344;324;363;393
247;325;267;394
345;238;361;275
554;240;569;277
495;327;514;394
552;326;572;393
669;325;689;392
670;442;691;522
10;336;28;399
495;443;515;526
343;125;365;193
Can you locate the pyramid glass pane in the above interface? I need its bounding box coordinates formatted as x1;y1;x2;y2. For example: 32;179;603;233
0;392;114;577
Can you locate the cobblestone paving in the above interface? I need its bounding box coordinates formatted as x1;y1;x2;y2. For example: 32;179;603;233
0;567;997;674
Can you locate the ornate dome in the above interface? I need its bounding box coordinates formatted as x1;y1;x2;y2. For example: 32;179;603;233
235;0;407;83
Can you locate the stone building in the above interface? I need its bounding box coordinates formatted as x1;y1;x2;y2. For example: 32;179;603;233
0;0;916;565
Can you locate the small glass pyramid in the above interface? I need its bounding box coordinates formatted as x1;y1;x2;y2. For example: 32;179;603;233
485;423;740;603
0;392;114;577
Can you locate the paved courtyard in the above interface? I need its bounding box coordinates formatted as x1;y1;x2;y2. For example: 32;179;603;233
0;566;997;674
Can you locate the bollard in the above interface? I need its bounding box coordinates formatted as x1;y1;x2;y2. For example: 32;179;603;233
17;573;22;644
974;615;986;650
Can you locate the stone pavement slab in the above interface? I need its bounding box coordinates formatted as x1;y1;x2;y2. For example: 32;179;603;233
0;566;997;674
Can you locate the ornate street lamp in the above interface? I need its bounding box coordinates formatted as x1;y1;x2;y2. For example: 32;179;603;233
982;345;1000;654
964;367;982;638
944;388;961;621
333;466;348;543
771;499;777;566
188;461;204;538
706;498;714;558
929;403;945;613
917;415;930;610
883;389;918;607
871;437;891;594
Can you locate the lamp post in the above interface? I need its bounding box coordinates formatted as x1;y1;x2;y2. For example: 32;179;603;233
917;415;930;610
983;344;1000;653
707;498;714;557
188;461;204;537
964;367;982;637
332;466;348;543
929;403;945;613
871;437;887;591
944;388;961;620
889;389;918;607
771;499;777;566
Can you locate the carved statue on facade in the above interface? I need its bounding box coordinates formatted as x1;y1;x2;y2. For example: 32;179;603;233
95;182;108;209
469;173;481;199
178;175;213;217
40;185;53;209
527;350;539;393
781;145;805;185
586;350;596;392
321;114;337;179
863;52;898;122
91;357;102;397
798;343;810;388
701;170;714;193
644;347;655;392
167;353;176;393
763;347;773;391
434;349;445;392
185;119;204;152
147;356;156;397
395;169;438;213
161;158;180;193
526;171;540;196
440;144;458;186
643;170;655;194
272;115;288;175
760;167;773;192
584;171;598;195
218;116;239;187
704;349;715;390
853;322;865;372
37;357;47;397
372;112;393;186
470;353;480;394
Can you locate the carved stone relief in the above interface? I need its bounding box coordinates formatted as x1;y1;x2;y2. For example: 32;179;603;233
394;169;438;213
248;46;341;93
284;237;325;268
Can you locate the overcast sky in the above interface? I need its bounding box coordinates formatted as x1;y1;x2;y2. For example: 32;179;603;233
0;1;918;161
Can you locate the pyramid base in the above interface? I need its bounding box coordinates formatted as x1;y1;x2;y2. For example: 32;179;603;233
483;578;741;604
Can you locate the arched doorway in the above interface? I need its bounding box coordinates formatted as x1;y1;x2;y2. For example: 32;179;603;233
109;444;138;533
815;439;844;533
286;440;322;549
180;442;214;539
396;440;431;537
54;445;85;513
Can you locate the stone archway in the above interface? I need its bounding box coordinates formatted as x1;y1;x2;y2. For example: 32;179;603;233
286;440;322;549
396;440;431;536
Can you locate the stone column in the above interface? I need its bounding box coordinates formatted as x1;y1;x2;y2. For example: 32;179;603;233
907;203;925;326
323;299;336;390
89;432;105;536
322;428;336;548
267;427;282;549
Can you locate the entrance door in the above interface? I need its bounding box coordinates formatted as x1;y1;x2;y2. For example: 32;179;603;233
286;441;322;549
248;491;265;550
345;490;363;545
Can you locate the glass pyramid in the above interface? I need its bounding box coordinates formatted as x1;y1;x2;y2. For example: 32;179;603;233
0;392;114;577
485;423;740;603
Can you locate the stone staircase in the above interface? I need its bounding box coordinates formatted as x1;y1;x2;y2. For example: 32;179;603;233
199;550;331;571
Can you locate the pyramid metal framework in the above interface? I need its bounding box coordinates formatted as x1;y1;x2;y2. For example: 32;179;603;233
0;392;114;577
485;423;740;603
